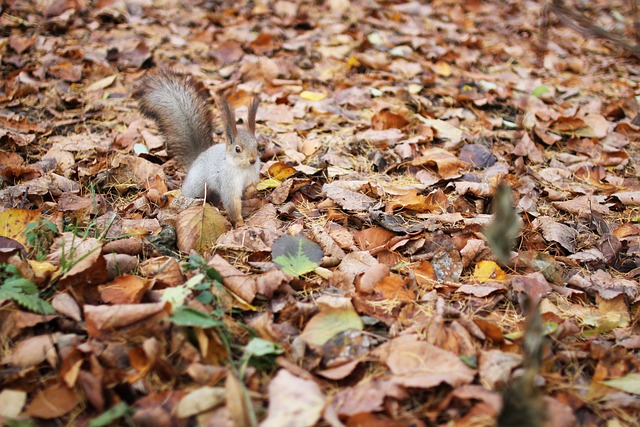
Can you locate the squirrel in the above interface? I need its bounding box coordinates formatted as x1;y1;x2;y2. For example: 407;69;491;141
133;69;260;226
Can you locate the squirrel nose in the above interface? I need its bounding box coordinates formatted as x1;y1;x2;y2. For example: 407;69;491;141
249;159;257;165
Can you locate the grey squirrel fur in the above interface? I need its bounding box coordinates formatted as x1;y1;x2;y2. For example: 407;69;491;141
134;70;260;226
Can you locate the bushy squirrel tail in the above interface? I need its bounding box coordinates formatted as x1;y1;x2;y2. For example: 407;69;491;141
134;69;215;167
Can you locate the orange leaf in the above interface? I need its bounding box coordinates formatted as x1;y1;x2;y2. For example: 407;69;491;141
374;275;415;302
23;382;80;419
98;275;151;304
371;110;409;130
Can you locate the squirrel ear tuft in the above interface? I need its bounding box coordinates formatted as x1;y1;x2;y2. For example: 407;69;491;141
247;96;259;135
216;96;237;143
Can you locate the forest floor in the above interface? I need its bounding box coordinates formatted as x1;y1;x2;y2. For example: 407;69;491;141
2;0;640;426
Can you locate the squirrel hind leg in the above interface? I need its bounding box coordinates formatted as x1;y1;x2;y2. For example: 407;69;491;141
204;188;222;206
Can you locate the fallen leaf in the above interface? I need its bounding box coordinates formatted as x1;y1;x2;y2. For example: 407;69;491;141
299;303;363;347
0;389;27;418
261;369;325;427
177;387;226;418
176;204;231;253
377;335;475;389
272;234;324;277
23;381;80;419
0;209;41;245
84;301;170;337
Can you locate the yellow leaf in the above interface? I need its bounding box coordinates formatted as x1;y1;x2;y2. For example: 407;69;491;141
300;90;327;101
432;60;452;77
268;162;296;180
346;56;361;70
28;260;59;283
473;260;507;283
85;74;117;91
0;209;41;245
299;305;363;346
257;178;282;191
176;205;230;253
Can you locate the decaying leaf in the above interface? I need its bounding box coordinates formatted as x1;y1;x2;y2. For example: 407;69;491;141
176;204;231;253
261;369;325;427
0;208;41;245
377;335;475;389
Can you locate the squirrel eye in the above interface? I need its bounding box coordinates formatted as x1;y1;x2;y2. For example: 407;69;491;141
235;145;241;153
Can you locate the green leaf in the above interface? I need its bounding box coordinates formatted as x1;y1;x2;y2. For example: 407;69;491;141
196;291;214;305
245;338;283;357
272;234;323;277
0;267;54;314
89;402;133;427
460;354;477;369
601;373;640;395
170;306;219;328
205;266;223;284
12;292;55;314
531;85;551;97
4;276;38;294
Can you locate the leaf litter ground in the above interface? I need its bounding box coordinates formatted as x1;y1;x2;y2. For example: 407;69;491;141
2;0;640;426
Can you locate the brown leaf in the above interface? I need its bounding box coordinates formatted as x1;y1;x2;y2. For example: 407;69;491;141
84;301;170;338
354;227;396;252
479;350;521;389
23;381;80;419
48;61;82;82
411;147;467;179
207;254;257;302
1;333;62;368
226;371;257;427
371;110;409;130
338;250;379;284
139;256;185;288
356;263;390;294
456;283;505;297
535;216;577;253
376;335;475;388
60;348;83;388
108;154;166;192
552;195;611;216
509;272;552;301
459;143;497;168
255;269;292;299
322;181;376;211
216;225;281;252
374;274;415;302
332;381;387;416
385;189;448;214
261;369;325;427
51;292;82;321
